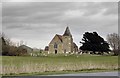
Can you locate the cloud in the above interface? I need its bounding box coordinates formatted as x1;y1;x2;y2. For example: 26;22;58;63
2;0;119;2
2;2;118;49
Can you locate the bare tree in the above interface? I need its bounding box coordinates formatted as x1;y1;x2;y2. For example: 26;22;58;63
20;40;24;46
107;33;120;55
1;33;11;46
1;33;27;56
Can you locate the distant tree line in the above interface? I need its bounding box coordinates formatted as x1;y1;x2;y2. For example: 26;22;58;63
1;33;27;56
1;32;119;56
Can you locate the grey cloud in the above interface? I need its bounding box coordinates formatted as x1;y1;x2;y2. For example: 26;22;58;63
2;2;118;48
74;2;118;16
2;2;74;17
3;2;117;24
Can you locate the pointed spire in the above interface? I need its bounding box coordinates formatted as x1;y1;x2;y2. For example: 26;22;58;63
63;27;72;36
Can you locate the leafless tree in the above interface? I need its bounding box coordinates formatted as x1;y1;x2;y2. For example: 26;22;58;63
1;33;11;46
107;33;120;55
1;33;27;56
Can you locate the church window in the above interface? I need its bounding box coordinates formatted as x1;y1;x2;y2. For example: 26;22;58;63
54;43;57;48
64;49;66;53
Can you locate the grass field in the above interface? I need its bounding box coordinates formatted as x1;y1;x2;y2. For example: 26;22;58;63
1;54;118;76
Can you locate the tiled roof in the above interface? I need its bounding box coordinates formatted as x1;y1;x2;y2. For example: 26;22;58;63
19;45;33;50
73;42;78;47
56;34;63;42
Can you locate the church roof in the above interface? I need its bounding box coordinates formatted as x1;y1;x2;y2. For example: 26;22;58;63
73;42;78;47
56;34;63;42
63;27;72;36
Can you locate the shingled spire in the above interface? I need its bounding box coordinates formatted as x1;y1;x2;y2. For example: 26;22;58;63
63;27;72;36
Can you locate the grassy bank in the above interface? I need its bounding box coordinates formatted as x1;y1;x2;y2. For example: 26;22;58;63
1;54;118;75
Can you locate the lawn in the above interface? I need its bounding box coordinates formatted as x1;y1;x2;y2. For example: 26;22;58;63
1;54;118;76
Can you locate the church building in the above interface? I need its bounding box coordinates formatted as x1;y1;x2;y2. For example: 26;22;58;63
48;27;78;54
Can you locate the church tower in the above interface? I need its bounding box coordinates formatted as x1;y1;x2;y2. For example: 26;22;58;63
62;27;73;53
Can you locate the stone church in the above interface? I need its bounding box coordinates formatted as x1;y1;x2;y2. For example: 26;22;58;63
48;27;78;54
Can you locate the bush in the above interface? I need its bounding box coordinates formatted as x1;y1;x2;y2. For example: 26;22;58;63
1;36;27;56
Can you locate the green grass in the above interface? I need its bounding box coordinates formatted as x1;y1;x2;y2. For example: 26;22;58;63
1;54;118;76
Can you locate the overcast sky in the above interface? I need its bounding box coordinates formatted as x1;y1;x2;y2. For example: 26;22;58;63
2;2;118;49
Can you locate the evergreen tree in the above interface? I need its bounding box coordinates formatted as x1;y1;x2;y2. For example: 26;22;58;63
80;32;110;54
